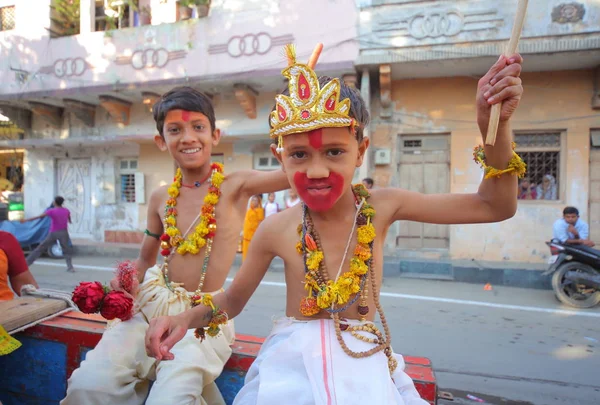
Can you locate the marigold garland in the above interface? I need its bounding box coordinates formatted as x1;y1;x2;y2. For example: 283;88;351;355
297;184;376;315
190;293;228;342
473;142;526;179
160;163;224;257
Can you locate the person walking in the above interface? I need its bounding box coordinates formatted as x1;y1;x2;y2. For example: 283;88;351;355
21;196;74;272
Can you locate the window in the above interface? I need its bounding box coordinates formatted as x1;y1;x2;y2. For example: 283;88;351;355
95;0;132;31
254;152;280;170
119;159;138;203
211;154;224;164
0;6;15;31
515;132;561;201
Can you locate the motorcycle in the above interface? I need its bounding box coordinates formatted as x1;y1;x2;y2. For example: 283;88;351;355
543;240;600;308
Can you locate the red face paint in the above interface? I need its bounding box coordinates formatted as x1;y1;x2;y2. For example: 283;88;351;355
181;110;191;122
293;171;345;212
307;129;323;149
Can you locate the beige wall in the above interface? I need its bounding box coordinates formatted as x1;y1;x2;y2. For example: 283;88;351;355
373;69;600;263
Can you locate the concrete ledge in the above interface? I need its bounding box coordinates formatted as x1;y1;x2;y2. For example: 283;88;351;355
384;257;552;290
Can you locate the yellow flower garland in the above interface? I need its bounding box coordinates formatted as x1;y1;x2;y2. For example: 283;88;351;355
473;142;526;179
297;184;376;315
160;163;224;257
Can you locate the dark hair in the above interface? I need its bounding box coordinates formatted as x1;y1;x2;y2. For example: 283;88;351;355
54;196;65;206
563;206;579;216
269;76;370;141
153;87;216;137
362;177;374;187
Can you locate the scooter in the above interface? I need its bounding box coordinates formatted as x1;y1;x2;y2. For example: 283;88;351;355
543;240;600;308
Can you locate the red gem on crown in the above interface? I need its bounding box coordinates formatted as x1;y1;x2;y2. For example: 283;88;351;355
300;110;310;120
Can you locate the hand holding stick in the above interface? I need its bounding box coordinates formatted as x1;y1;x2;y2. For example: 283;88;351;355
486;0;528;146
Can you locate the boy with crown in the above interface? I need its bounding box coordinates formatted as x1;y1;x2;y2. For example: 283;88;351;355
62;87;289;405
145;44;525;404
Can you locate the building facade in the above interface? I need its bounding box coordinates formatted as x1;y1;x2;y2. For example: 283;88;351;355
357;0;600;264
0;0;358;242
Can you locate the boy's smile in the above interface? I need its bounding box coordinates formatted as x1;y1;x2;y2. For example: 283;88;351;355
154;110;220;170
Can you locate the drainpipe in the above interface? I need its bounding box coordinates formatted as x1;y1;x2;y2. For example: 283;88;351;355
359;69;371;181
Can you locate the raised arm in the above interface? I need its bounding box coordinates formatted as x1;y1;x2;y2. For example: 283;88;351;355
386;54;523;225
134;187;164;283
234;169;290;197
145;217;277;360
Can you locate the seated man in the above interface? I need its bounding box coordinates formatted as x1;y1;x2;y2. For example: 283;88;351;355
552;206;596;248
0;230;39;300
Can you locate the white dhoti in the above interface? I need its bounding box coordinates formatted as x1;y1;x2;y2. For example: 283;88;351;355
61;265;235;405
234;317;428;405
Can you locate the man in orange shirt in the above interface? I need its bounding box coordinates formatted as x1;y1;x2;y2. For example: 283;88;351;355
0;231;38;300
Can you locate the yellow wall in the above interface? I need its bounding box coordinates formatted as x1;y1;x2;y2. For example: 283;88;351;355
373;69;600;263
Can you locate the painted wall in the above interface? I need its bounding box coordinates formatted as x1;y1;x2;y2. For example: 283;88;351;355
24;140;140;240
371;69;600;263
0;0;358;97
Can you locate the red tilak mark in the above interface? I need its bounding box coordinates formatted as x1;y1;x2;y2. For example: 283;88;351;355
308;129;323;149
181;110;191;122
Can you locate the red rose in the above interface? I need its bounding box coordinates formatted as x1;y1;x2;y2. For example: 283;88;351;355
72;281;106;314
100;290;134;321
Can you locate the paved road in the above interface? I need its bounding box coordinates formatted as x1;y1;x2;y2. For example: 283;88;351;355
30;255;600;405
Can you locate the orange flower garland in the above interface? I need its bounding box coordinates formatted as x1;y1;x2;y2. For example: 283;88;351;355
159;162;224;257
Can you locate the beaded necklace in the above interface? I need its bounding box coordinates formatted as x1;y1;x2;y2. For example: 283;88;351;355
159;163;224;299
297;184;397;373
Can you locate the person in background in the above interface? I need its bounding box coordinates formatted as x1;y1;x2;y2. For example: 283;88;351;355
553;206;595;248
536;174;557;200
0;230;39;300
362;177;374;190
20;196;74;272
285;189;300;208
264;192;280;218
242;195;264;261
518;177;537;200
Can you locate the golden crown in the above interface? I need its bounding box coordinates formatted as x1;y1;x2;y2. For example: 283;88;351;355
270;44;355;152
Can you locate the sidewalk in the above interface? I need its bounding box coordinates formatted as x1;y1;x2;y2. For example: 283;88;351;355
72;239;551;290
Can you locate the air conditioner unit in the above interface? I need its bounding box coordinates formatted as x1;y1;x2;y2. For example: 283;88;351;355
374;148;391;165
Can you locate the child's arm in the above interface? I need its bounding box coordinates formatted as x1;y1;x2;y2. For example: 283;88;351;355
145;217;277;360
134;188;164;284
230;169;290;196
383;54;523;225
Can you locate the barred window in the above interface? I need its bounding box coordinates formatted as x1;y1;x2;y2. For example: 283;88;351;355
0;6;16;31
515;132;561;201
120;159;138;203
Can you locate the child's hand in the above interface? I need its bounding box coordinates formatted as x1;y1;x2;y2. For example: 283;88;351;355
145;314;188;361
476;54;523;130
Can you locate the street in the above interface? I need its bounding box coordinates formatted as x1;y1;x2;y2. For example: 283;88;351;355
30;255;600;405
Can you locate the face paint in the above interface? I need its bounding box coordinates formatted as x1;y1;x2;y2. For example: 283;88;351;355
293;171;345;212
307;128;323;149
181;110;191;122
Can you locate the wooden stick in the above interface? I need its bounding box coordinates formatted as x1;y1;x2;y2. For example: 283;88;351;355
485;0;528;146
307;43;323;69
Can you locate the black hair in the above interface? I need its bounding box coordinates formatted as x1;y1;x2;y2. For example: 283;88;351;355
153;87;216;137
54;196;65;206
362;177;374;187
563;206;579;216
269;76;370;141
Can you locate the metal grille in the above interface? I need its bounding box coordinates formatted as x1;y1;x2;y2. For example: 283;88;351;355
0;6;15;31
120;174;136;203
515;132;561;148
515;132;561;200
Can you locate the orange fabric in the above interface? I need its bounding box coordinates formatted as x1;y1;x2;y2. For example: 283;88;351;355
242;207;264;261
0;250;14;301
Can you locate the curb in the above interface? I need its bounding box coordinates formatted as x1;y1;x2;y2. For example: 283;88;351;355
383;258;552;290
72;244;551;290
